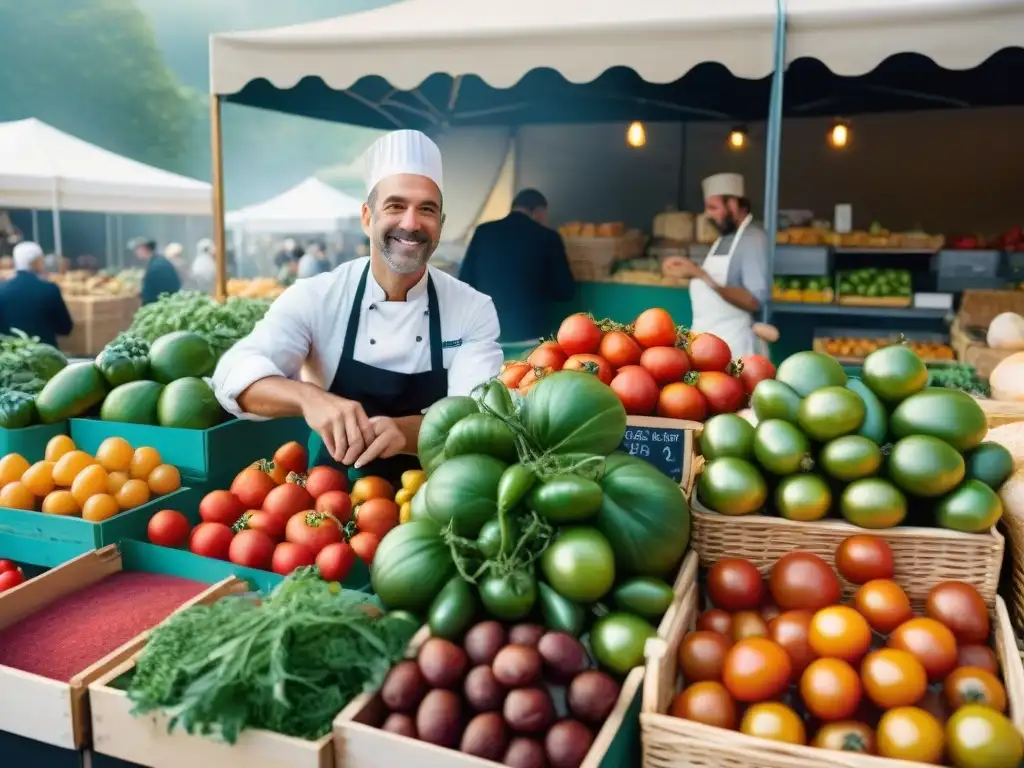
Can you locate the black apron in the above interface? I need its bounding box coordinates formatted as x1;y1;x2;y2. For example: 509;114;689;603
315;263;448;485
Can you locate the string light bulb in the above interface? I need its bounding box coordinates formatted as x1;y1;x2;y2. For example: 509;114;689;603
626;121;647;148
829;120;851;149
728;126;748;150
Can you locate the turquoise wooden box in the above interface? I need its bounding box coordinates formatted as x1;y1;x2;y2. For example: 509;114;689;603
69;417;311;479
0;422;68;462
0;487;199;567
116;539;372;594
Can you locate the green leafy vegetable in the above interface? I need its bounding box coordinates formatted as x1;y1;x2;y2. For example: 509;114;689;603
0;330;68;395
127;569;415;743
927;363;990;398
0;388;38;428
95;333;150;386
128;292;272;359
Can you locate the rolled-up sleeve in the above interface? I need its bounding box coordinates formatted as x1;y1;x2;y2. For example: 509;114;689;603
736;232;770;306
212;281;314;419
446;297;503;397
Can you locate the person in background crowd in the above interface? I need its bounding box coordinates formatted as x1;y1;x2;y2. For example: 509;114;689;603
191;238;217;294
0;242;73;347
297;244;321;280
164;242;188;285
130;237;182;305
43;253;61;274
213;129;502;483
662;173;769;357
459;188;576;360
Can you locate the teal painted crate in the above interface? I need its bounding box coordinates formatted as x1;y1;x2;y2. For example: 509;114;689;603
0;487;199;567
0;422;68;462
69;417;311;479
116;538;372;594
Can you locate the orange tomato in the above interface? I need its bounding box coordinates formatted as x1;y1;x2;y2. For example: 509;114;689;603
887;617;958;683
799;658;863;721
739;702;806;745
0;481;35;510
82;493;121;522
808;605;872;662
876;707;944;763
526;341;568;371
21;461;55;497
148;464;181;496
115;479;151;510
130;446;163;480
41;490;80;516
71;464;110;507
861;648;928;709
356;498;400;539
251;459;287;485
107;471;130;495
351;476;395;505
44;434;76;462
95;437;134;473
52;450;95;486
0;454;29;487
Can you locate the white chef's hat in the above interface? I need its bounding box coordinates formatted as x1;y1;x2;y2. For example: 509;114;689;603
364;130;443;195
12;241;43;271
702;173;745;200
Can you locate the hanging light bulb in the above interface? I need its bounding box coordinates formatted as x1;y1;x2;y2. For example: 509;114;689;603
626;121;647;148
728;126;748;150
829;119;851;149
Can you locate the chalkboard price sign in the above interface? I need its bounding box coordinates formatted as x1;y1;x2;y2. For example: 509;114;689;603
619;417;696;484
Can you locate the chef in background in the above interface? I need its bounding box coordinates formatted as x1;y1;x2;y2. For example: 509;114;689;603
663;173;769;357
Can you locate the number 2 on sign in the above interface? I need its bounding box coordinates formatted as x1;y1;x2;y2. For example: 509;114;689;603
663;446;673;463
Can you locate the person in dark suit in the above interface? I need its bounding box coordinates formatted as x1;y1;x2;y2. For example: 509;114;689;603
0;242;73;348
131;237;181;305
459;189;576;357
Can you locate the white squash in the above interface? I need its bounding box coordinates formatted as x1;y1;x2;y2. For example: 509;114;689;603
986;312;1024;350
990;351;1024;402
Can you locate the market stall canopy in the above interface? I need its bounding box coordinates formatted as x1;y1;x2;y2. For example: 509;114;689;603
225;177;364;233
0;118;211;215
209;0;779;129
783;0;1024;115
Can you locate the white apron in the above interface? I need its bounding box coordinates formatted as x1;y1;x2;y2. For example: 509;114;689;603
689;214;766;358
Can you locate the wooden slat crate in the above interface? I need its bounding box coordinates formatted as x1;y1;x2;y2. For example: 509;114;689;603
59;295;139;357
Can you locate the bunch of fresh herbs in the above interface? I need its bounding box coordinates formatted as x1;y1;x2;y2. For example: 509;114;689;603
127;569;416;743
0;330;68;394
128;292;272;359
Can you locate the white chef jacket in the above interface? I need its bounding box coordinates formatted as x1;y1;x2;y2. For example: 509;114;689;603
213;258;503;419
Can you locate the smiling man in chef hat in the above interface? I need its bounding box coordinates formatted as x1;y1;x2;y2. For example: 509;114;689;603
213;129;502;484
663;172;771;357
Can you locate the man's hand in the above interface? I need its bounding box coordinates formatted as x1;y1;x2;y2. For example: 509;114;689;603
354;416;407;468
301;390;377;466
662;256;709;282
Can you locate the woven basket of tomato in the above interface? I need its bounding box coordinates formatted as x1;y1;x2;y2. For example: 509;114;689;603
641;536;1024;768
690;345;1008;607
501;310;776;421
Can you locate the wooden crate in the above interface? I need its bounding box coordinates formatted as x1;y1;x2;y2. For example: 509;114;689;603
60;295;139;357
0;546;244;750
951;316;1015;379
565;233;646;281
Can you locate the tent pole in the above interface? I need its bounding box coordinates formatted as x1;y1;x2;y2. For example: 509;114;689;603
31;211;39;243
761;0;787;324
210;94;227;302
51;182;63;258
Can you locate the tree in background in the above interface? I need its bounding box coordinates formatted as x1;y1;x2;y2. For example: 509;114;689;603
0;0;196;172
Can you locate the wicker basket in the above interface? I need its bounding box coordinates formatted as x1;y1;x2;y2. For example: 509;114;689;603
689;493;1005;606
959;289;1024;330
640;564;1024;768
565;232;646;281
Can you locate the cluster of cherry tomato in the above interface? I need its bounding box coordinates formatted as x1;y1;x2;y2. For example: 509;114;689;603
672;534;1023;767
145;441;401;582
0;559;25;593
499;309;776;420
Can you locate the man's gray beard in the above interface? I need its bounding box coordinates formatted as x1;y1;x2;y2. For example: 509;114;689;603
378;236;433;274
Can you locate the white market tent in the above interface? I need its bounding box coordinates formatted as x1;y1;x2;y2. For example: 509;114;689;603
225;176;363;233
0;118;210;216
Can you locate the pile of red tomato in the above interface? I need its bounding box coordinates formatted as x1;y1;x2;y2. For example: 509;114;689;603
501;309;776;419
672;535;1022;767
145;441;401;583
0;559;25;593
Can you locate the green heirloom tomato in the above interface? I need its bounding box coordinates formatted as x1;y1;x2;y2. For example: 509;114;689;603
890;387;988;453
443;412;518;464
965;442;1014;490
775;474;832;522
797;386;866;442
529;474;603;523
417;396;479;475
840;478;907;529
846;378;888;445
424;454;507;537
370;520;455;612
476;516;519;559
888;435;965;498
775;351;847;398
750;379;803;424
591;612;657;675
521;371;627;456
479;569;537;621
697;457;767;516
699;414;755;461
862;345;928;404
752;419;810;476
819;435;883;482
612;577;675;621
540;527;616;603
934;479;1003;533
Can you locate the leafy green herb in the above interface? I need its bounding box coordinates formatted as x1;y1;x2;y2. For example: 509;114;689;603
128;292;271;359
0;330;68;394
127;568;414;743
927;363;990;398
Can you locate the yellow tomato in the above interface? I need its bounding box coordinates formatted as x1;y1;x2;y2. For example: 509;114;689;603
52;450;95;487
44;434;76;462
148;464;181;496
107;471;130;495
399;501;412;524
401;469;427;493
0;454;30;487
115;479;151;510
71;464;110;507
130;447;163;480
351;476;394;505
395;487;415;506
95;437;134;473
82;493;120;522
21;461;55;497
0;481;35;510
42;490;80;516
